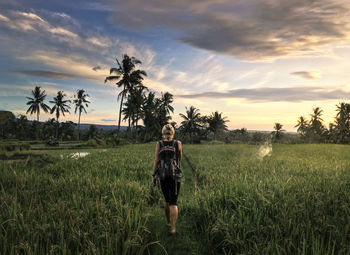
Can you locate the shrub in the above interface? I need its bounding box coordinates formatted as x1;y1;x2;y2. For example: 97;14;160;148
86;138;98;147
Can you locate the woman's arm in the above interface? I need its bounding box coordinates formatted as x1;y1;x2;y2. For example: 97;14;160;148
178;140;182;161
152;142;160;175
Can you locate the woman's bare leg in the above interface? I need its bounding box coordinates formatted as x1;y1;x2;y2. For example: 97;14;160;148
169;205;178;233
164;202;170;224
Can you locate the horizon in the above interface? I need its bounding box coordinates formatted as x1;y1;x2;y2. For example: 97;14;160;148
1;0;350;132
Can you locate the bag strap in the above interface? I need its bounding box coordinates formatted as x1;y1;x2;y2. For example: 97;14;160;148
173;139;180;164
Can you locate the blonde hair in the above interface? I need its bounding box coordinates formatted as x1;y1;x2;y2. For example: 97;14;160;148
162;124;175;140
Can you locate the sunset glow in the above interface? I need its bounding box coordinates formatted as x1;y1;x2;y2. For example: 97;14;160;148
1;0;350;131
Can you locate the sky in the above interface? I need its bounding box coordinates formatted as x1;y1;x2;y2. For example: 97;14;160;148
1;0;350;131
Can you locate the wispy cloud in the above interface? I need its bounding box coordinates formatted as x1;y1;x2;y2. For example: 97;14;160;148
291;71;321;80
92;66;101;71
12;70;95;80
100;119;116;122
109;0;350;61
177;86;350;102
0;83;62;97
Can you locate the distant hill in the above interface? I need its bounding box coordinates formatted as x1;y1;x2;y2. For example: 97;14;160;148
78;123;127;131
24;119;128;131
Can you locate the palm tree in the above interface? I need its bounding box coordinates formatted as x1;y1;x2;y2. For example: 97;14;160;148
26;86;50;122
50;91;71;139
206;111;229;140
132;86;148;135
310;107;324;135
141;92;161;141
73;89;90;140
160;92;174;116
295;116;309;136
122;95;136;137
179;106;202;143
105;54;147;135
272;122;285;141
334;102;350;143
156;92;174;129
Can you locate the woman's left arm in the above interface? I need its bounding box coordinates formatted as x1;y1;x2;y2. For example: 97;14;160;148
178;140;182;161
152;142;160;175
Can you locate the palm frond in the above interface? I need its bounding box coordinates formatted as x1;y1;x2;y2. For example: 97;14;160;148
105;75;120;83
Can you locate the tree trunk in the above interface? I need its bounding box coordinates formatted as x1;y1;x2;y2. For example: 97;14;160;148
117;86;125;135
56;116;59;140
78;110;81;141
36;111;40;140
135;111;138;141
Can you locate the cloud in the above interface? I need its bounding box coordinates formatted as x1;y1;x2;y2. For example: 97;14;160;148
18;50;109;82
84;2;114;12
1;11;79;39
0;13;10;22
177;86;350;102
0;9;158;85
291;71;321;80
100;118;116;122
87;37;111;47
109;0;350;61
12;70;92;80
92;66;102;71
0;83;62;97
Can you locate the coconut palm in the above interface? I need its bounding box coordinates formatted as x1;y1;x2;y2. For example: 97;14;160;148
160;92;174;116
73;89;90;140
122;95;136;137
206;111;229;140
334;102;350;143
272;122;285;141
132;86;148;134
105;54;147;134
141;92;162;141
26;86;51;122
179;106;202;143
50;91;71;139
295;116;309;136
155;92;174;129
310;107;324;135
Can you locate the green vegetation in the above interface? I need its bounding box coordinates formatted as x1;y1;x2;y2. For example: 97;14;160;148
1;143;350;254
0;144;162;254
184;144;350;254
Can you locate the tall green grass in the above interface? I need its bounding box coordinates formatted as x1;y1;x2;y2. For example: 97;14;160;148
2;143;350;254
184;144;350;254
0;144;162;254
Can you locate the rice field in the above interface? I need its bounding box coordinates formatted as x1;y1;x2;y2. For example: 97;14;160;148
1;143;350;254
184;144;350;254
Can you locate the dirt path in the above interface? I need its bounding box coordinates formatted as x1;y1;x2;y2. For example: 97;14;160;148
148;155;204;255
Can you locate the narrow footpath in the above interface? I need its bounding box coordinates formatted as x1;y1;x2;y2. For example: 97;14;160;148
148;155;204;255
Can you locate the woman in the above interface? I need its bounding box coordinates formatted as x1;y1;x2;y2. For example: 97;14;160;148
152;124;182;235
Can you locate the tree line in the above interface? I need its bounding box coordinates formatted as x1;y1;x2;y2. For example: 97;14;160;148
1;53;350;144
104;54;230;143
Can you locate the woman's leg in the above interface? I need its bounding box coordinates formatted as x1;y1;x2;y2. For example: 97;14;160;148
169;181;180;234
160;179;171;224
164;202;170;224
169;205;178;233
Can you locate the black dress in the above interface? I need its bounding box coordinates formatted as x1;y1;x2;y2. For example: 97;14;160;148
159;140;181;205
